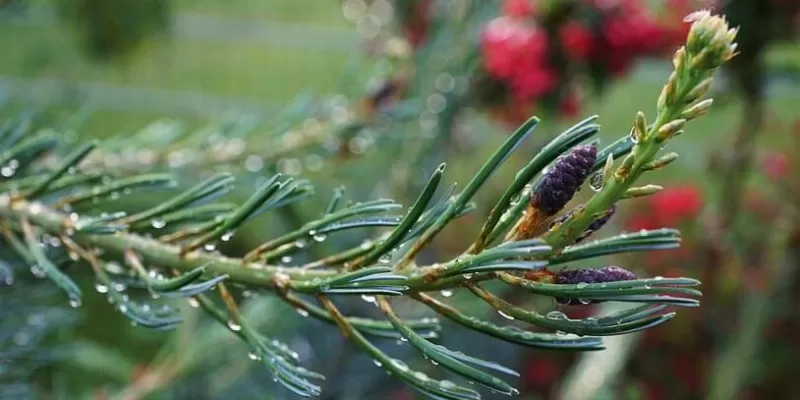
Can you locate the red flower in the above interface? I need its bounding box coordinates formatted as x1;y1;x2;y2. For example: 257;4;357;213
503;0;536;19
761;151;790;181
522;357;559;387
560;21;594;60
626;214;660;231
624;185;703;232
481;17;544;80
513;64;559;100
481;16;557;102
649;185;704;226
593;1;672;75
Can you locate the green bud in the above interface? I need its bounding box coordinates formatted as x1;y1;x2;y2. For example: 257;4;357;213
681;99;714;120
672;46;687;74
624;185;664;198
656;119;687;141
643;152;679;171
684;11;738;71
686;78;714;102
602;153;615;182
634;111;648;141
658;72;678;109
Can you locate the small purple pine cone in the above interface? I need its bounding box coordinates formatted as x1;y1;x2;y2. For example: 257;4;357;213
554;266;637;305
577;205;616;243
531;144;597;216
550;205;616;243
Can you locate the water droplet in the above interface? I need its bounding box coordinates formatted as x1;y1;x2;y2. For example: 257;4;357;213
151;219;167;229
440;289;453;298
361;295;376;305
118;304;128;313
497;310;515;320
204;243;217;251
462;273;474;280
373;359;383;367
521;332;535;340
654;276;664;281
440;380;457;389
413;371;430;381
556;330;567;336
30;265;46;278
546;311;568;320
187;297;200;308
588;172;604;192
113;282;127;292
248;351;261;361
95;282;109;293
295;308;309;317
221;231;234;242
391;359;409;372
313;234;327;243
629;126;639;144
69;297;82;308
295;239;308;249
280;255;293;264
227;320;242;331
576;282;589;289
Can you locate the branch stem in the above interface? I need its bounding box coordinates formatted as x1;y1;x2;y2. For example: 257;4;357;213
0;195;485;292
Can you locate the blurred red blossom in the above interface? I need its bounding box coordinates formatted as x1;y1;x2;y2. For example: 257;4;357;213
559;21;594;60
625;185;704;231
503;0;536;19
761;151;790;181
478;0;688;124
481;17;554;99
522;357;560;388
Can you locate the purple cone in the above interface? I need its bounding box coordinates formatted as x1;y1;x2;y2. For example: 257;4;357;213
551;205;616;243
531;144;597;216
554;266;637;305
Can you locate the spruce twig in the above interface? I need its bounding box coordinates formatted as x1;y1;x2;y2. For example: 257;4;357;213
0;12;738;399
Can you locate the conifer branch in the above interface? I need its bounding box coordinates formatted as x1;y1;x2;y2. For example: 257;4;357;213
0;11;738;399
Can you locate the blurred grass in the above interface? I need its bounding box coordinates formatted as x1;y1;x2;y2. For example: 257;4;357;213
0;0;367;140
0;23;359;99
172;0;349;25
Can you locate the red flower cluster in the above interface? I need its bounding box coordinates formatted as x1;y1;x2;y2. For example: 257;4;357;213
588;0;680;76
481;16;557;102
625;185;704;231
478;0;693;126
